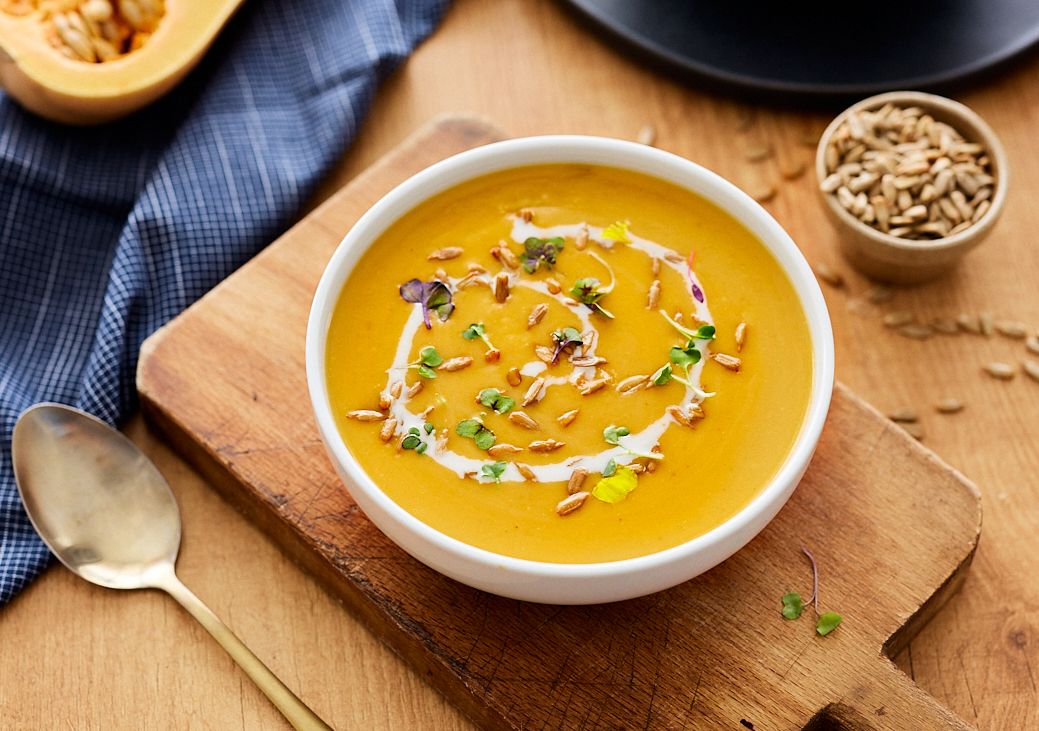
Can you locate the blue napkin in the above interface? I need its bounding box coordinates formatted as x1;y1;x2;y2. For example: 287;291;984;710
0;0;448;607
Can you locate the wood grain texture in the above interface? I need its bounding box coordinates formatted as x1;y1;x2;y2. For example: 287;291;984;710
137;116;982;730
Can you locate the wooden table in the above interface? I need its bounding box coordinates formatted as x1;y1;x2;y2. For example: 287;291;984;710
3;1;1038;728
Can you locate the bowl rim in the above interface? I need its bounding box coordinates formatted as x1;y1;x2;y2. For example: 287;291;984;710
814;90;1008;254
307;134;835;584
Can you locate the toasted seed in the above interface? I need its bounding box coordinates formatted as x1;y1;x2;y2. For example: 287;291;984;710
972;199;991;223
957;314;981;334
647;280;661;309
433;268;449;283
556;491;589;516
575;225;589;251
389;381;404;399
666;405;693;427
995;321;1027;339
535;345;555;363
509;411;540;430
346;410;385;422
883;311;913;328
519;208;534;223
379;418;398;441
984;362;1015;380
813;263;844;288
781;161;807;180
420;405;435;420
935;399;963;414
889;407;918;423
433;429;448;454
494;272;510;303
480;348;500;364
515;463;537;481
580;378;609;395
407;381;423;398
617;374;651;394
378;392;393;410
746;143;773;161
664;251;685;264
711;353;742;371
1024;360;1039;383
628;463;646;474
427;247;463;261
636;125;656;146
438;356;473;372
980;313;995;336
687;402;706;420
523;377;546;406
528;439;565;453
506;367;523;387
492;244;520;270
1026;336;1039;355
525;305;549;332
900;422;924;440
557;409;579;427
487;444;523;458
751;183;776;202
901;325;933;340
820;173;843;193
725;325;744;356
571;355;607;368
867;285;894;303
932;318;959;335
651;257;661;277
567;468;588;495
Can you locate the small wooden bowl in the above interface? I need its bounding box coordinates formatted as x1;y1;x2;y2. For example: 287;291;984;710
815;91;1008;284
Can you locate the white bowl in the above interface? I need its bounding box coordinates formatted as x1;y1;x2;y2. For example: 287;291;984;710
306;136;835;605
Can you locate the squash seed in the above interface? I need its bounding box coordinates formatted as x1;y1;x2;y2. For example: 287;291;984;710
506;367;523;387
883;312;913;328
1025;336;1039;356
636;125;656;146
956;314;981;334
900;325;933;340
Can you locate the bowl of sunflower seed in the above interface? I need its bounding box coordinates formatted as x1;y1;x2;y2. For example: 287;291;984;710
816;90;1007;284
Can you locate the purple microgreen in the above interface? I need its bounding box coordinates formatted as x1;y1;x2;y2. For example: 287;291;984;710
462;322;496;350
600;220;632;243
691;282;704;303
519;236;565;273
456;418;496;451
783;545;843;636
399;279;455;329
482;461;507;483
478;388;515;414
550;326;584;363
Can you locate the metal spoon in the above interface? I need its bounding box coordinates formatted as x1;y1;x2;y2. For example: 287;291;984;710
12;403;333;731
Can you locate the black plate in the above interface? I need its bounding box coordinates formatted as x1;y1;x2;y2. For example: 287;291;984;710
559;0;1039;106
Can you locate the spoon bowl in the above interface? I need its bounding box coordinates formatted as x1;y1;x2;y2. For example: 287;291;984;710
12;403;332;731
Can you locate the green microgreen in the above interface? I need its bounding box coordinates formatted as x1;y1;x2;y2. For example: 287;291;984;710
401;435;421;450
591;464;638;504
601;425;663;462
782;545;843;637
462;322;496;351
550;326;584;363
399;279;455;329
602;458;617;477
416;442;428;455
660;309;715;343
478;388;516;415
652;364;672;386
519;236;565;273
481;461;507;483
781;593;803;620
408;427;420;436
423;422;434;434
456;418;496;451
408;346;443;379
571;278;615;319
600;220;632;244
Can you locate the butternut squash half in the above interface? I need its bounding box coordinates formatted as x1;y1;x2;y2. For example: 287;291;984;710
0;0;247;125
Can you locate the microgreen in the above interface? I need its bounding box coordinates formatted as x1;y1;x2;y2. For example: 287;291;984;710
519;236;565;273
602;458;617;477
571;252;618;318
782;545;843;637
652;365;672;386
399;279;455;329
424;422;434;434
601;425;663;461
416;442;428;455
660;310;715;343
669;343;702;369
600;220;632;244
591;464;638;504
478;388;516;415
408;346;443;379
481;461;507;483
462;322;496;351
456;418;496;451
781;593;803;620
401;435;421;450
550;326;584;363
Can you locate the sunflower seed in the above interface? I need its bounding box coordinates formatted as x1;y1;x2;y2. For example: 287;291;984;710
1024;360;1039;383
956;314;981;334
438;356;473;372
492;244;520;270
687;403;706;420
535;345;555;363
378;392;393;410
901;325;933;340
900;422;924;440
567;468;588;495
580;378;609;395
616;375;650;394
883;311;913;328
995;321;1027;339
487;444;523;458
666;405;693;427
346;410;385;422
557;409;579;427
664;251;685;264
980;313;995;336
528;439;565;453
522;377;545;406
935;399;963;414
932;318;959;335
379;418;398;441
1026;336;1039;355
575;225;589;251
813;263;844;288
427;247;463;261
556;491;589;516
984;362;1015;380
516;463;537;481
509;411;540;430
889;407;918;422
735;322;747;352
647;280;661;309
781;161;807;180
494;273;510;303
407;381;423;398
636;125;656;146
711;353;742;371
519;208;534;223
746;143;773;161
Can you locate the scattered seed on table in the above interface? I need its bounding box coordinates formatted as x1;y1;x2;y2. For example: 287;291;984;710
746;143;773;161
813;263;844;288
751;183;776;202
1024;360;1039;383
636;124;657;146
889;408;918;423
984;362;1015;380
957;314;981;334
935;398;964;414
867;285;894;303
995;321;1028;339
1026;336;1039;356
898;422;923;440
980;313;995;336
883;312;913;328
780;161;807;180
932;318;959;335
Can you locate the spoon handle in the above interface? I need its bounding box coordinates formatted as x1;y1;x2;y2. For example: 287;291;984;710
151;564;334;731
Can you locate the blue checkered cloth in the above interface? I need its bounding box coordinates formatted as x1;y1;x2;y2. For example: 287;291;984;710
0;0;448;607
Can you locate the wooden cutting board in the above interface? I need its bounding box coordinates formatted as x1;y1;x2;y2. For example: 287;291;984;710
137;116;982;731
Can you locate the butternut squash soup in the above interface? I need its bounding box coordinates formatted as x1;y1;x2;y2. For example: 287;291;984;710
326;164;813;564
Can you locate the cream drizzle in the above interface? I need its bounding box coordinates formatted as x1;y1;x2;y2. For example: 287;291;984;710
385;220;715;484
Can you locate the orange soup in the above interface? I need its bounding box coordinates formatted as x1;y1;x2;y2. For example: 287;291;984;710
326;164;813;563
